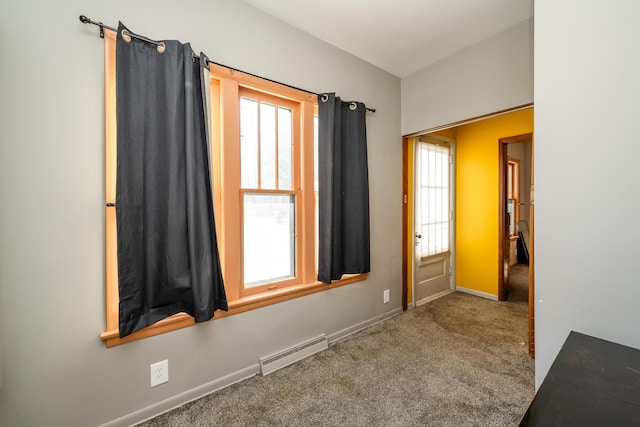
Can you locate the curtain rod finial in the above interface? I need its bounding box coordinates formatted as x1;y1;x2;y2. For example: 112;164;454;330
79;15;89;24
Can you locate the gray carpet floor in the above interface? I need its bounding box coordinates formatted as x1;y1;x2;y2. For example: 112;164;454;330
139;264;533;426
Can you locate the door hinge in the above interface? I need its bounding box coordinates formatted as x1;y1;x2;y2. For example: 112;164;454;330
404;194;408;204
530;185;535;205
449;154;453;164
448;265;453;276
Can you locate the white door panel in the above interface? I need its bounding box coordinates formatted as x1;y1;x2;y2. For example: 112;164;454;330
414;136;454;306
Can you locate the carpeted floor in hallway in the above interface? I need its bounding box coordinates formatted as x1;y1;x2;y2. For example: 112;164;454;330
139;265;533;426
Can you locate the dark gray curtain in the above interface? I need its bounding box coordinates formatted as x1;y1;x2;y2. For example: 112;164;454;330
116;23;227;338
317;93;370;284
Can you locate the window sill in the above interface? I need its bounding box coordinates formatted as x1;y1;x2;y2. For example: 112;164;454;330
100;273;367;347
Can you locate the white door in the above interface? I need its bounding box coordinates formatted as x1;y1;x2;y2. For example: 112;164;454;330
414;136;454;306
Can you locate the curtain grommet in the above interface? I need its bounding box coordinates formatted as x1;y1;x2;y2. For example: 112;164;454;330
157;42;165;54
321;94;329;103
121;29;132;43
349;102;357;111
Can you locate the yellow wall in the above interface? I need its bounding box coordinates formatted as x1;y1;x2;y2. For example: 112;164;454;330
454;108;533;296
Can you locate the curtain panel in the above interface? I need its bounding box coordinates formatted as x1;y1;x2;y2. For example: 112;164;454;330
317;93;371;284
115;23;227;338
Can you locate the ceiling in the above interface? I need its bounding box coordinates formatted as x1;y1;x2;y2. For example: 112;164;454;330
243;0;533;78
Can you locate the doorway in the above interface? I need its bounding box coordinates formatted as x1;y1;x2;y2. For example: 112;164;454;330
412;134;455;306
499;133;534;357
401;107;535;354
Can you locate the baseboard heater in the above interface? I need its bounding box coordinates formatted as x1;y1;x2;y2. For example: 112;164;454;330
259;335;328;376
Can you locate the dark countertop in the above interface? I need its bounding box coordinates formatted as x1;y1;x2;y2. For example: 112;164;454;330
520;331;640;426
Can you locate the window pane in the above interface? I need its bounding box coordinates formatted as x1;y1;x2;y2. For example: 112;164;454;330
314;115;319;191
508;164;514;198
418;142;450;257
244;193;295;287
508;199;516;235
420;222;449;257
240;98;258;188
260;103;276;189
278;107;292;190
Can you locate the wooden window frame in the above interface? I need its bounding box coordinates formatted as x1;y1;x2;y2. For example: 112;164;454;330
100;34;366;347
507;157;520;238
236;89;301;297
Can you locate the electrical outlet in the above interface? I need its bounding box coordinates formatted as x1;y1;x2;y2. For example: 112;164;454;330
150;360;169;387
383;289;390;304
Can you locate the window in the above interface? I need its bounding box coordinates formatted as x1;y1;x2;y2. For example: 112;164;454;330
416;141;450;258
206;66;367;314
507;158;520;237
208;66;320;302
239;91;298;293
100;40;366;347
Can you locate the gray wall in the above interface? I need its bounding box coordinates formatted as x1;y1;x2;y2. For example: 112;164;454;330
534;0;640;386
401;17;533;135
0;1;401;425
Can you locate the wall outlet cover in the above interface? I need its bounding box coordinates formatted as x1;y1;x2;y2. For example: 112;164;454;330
150;360;169;387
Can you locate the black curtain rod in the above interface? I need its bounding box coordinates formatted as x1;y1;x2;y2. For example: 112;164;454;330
79;15;376;113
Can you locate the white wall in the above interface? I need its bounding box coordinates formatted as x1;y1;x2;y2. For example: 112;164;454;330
534;0;640;386
0;1;401;425
401;17;533;135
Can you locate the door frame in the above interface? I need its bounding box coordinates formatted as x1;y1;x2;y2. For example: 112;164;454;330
401;103;534;312
402;137;409;311
498;133;535;357
402;134;456;310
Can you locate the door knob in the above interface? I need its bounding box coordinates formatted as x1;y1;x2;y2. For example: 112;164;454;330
416;233;422;239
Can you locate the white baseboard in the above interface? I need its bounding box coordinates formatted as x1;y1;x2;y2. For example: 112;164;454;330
327;306;403;344
260;335;328;376
455;286;498;301
415;289;454;307
406;302;415;310
102;365;259;427
104;306;403;427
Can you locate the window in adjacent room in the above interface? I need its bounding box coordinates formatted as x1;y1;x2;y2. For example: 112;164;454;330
507;158;520;237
